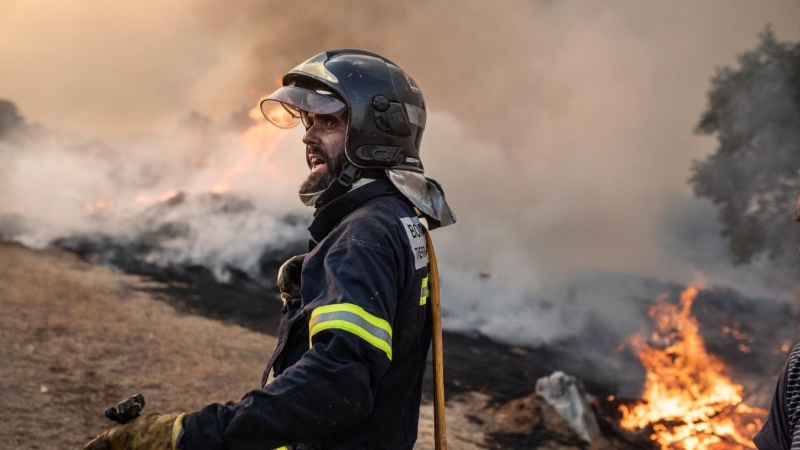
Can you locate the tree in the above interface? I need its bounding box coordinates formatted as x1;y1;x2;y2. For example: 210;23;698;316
0;100;24;139
691;27;800;267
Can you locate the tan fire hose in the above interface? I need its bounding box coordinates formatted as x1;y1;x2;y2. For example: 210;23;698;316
424;229;447;450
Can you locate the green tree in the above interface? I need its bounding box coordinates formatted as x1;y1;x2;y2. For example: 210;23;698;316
691;27;800;267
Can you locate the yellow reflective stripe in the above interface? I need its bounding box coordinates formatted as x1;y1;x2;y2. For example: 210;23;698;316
312;304;393;337
311;320;392;360
420;275;429;305
273;447;289;450
309;303;393;360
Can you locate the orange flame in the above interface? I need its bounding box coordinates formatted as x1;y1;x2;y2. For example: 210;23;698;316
85;200;107;213
208;106;289;194
619;286;766;449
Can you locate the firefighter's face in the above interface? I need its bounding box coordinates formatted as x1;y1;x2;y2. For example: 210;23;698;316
299;110;348;195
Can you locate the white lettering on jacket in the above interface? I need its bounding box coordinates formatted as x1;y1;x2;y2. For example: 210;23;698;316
400;216;429;270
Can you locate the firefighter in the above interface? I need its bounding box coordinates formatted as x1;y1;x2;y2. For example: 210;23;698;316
83;49;455;450
752;195;800;449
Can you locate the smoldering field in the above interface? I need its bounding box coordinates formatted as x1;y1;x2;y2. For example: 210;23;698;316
2;0;800;351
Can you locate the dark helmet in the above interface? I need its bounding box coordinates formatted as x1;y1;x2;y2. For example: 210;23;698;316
260;49;427;173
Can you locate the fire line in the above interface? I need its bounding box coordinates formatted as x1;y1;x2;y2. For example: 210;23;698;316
619;286;766;450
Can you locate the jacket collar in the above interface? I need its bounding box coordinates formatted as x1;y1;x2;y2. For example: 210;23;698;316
308;177;400;246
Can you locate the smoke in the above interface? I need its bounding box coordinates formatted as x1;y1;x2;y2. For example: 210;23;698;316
0;110;311;280
2;1;800;346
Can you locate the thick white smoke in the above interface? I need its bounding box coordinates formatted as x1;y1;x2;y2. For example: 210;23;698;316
2;1;800;346
0;116;311;281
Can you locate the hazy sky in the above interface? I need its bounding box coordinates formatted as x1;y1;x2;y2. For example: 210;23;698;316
2;1;800;305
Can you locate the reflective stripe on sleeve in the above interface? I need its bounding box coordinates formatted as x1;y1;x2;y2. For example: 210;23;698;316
420;275;429;306
309;303;393;360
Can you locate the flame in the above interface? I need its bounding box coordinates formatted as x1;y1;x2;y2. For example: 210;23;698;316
619;286;766;449
207;106;289;194
85;200;107;213
722;323;755;354
126;105;290;208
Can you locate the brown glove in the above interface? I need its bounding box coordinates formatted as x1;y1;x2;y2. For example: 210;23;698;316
83;412;185;450
277;254;306;303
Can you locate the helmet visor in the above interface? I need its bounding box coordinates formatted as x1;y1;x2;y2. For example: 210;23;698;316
260;86;346;129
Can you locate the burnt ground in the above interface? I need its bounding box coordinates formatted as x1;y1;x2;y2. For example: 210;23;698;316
52;233;648;402
1;240;791;449
70;239;791;407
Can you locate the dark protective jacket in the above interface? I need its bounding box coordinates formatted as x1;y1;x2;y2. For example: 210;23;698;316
181;178;432;450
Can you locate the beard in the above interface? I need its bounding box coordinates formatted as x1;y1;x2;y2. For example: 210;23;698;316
298;145;349;195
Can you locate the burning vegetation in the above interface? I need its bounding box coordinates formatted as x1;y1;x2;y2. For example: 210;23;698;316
619;286;766;449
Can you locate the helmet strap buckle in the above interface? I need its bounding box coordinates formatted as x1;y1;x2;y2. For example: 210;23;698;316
313;162;361;208
336;162;361;187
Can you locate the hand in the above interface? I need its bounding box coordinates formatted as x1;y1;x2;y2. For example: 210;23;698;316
83;412;185;450
277;254;306;303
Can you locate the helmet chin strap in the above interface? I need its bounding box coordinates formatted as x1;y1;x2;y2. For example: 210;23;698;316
302;162;361;209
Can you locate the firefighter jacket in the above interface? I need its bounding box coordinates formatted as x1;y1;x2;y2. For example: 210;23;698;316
181;178;433;450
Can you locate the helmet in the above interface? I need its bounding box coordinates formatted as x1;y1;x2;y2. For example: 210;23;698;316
260;49;427;173
261;50;455;229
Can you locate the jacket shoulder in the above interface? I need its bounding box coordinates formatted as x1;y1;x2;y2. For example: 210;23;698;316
333;195;416;247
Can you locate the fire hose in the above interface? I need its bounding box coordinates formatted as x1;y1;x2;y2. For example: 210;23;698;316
424;228;448;450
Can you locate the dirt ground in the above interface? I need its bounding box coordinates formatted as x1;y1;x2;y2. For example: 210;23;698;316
0;242;633;449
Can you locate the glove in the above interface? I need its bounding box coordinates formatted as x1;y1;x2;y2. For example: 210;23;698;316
277;254;306;303
83;412;186;450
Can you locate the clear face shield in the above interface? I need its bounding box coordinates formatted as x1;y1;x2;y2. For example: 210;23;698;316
260;85;346;129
